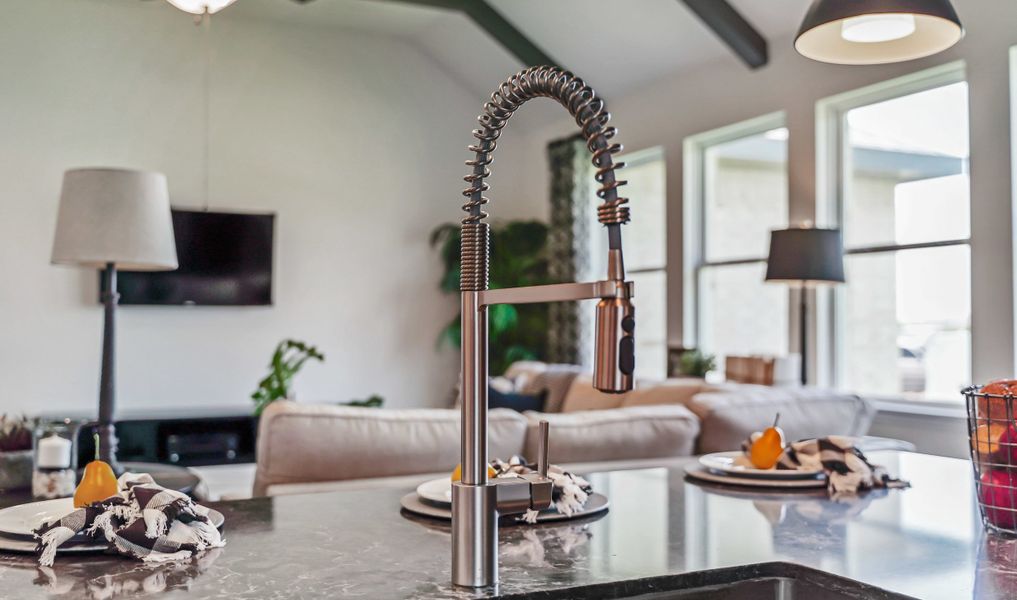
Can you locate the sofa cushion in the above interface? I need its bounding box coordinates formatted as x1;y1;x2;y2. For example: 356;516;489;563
560;376;627;412
505;361;586;413
688;386;875;453
253;402;527;496
489;386;547;412
620;378;718;408
521;405;700;463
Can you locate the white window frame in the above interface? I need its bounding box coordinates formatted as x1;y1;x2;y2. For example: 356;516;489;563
682;111;788;351
816;61;971;411
580;146;668;379
621;146;668;379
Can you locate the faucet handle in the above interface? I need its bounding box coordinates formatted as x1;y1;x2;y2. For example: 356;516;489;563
494;422;553;515
537;420;549;477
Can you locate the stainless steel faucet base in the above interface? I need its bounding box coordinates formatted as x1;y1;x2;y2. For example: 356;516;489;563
451;482;498;588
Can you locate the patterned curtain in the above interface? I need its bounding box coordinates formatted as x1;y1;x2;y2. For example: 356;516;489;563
546;134;592;365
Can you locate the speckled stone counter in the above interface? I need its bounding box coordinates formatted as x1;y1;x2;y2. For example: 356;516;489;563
0;451;1013;599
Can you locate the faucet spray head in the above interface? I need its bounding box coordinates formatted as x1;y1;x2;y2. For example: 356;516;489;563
593;293;635;393
593;248;634;393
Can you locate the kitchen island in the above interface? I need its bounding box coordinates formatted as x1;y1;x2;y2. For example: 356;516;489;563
0;451;1012;599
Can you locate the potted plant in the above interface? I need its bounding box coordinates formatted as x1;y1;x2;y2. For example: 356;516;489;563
430;220;552;375
251;340;325;416
674;349;717;379
0;415;34;491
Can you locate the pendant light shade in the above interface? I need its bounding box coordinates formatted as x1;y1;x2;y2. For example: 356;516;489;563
165;0;238;15
795;0;963;65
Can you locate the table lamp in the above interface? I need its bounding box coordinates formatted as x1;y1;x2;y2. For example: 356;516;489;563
51;168;178;473
765;226;845;386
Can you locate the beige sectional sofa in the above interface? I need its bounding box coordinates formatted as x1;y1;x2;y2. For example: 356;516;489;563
504;361;875;454
253;361;874;496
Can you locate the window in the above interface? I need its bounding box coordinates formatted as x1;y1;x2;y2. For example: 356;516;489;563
821;66;970;403
685;115;789;368
580;148;667;380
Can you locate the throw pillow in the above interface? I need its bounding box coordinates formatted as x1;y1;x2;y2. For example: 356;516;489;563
488;386;547;413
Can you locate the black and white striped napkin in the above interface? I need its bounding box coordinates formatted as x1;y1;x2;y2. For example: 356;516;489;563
33;473;224;567
743;435;910;496
491;456;593;523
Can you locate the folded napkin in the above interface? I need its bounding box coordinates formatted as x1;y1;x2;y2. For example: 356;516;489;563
741;435;910;496
34;473;224;567
490;456;592;523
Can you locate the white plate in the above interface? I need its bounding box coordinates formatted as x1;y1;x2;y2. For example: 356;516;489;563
416;477;453;505
0;535;105;554
0;498;225;546
401;491;610;523
699;451;823;479
684;464;827;489
0;498;78;539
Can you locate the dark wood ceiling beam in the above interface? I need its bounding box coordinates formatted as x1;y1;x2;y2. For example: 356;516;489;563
680;0;768;69
314;0;560;68
458;1;558;67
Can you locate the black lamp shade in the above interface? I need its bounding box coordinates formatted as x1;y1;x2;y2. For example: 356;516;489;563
765;227;845;284
795;0;963;65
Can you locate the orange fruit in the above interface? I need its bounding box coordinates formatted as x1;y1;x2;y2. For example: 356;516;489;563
972;423;1008;459
978;380;1017;424
450;464;497;482
749;426;786;469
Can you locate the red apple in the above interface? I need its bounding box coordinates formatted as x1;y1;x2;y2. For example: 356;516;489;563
979;469;1017;530
996;426;1017;468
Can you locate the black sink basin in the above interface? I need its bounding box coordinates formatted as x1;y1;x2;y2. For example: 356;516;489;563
503;562;917;600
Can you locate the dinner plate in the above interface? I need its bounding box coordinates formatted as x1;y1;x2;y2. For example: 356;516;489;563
0;536;105;554
698;451;824;480
0;498;82;539
416;477;452;505
401;491;610;523
684;463;827;489
0;498;224;550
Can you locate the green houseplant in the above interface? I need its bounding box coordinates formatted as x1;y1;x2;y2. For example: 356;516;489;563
251;340;386;415
251;340;325;416
430;220;552;375
676;349;717;379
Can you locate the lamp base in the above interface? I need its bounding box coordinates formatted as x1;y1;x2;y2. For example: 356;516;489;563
95;423;124;476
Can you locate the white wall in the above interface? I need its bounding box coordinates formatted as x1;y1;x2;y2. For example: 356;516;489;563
515;1;1017;454
0;0;542;415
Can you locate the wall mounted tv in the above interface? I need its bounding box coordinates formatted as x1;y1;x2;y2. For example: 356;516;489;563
108;210;275;306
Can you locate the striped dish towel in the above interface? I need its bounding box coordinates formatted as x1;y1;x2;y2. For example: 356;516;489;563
744;435;910;496
33;473;223;567
491;456;592;523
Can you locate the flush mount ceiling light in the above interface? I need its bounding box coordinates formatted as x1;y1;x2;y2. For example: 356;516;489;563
165;0;238;15
795;0;963;65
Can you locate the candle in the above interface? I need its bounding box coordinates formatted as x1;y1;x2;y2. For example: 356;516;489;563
36;435;72;469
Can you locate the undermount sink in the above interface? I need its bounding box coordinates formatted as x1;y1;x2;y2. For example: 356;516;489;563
503;562;916;600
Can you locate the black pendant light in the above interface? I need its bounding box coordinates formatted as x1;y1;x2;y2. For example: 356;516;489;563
795;0;963;65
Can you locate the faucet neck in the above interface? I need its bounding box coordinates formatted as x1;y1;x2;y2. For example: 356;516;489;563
459;66;630;294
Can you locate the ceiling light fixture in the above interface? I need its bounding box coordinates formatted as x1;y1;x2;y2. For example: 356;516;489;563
795;0;963;65
165;0;238;15
840;14;916;43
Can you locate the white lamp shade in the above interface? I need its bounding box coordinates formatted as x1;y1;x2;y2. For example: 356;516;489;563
51;168;178;271
165;0;239;15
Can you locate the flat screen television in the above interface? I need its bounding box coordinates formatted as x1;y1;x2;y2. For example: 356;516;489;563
108;210;275;306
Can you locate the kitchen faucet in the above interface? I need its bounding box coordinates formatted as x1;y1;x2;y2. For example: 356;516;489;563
453;66;635;588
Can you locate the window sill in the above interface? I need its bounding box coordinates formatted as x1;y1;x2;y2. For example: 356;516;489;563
868;396;966;419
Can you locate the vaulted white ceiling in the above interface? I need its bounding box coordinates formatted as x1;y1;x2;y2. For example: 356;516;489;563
226;0;811;88
216;0;814;118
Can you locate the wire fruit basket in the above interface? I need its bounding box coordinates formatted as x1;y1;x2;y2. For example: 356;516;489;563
965;383;1017;535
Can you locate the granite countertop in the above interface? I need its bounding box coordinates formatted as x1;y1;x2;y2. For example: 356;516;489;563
0;451;1014;599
